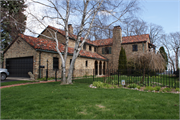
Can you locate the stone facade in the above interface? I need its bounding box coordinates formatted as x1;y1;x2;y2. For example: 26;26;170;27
112;26;122;70
3;37;40;79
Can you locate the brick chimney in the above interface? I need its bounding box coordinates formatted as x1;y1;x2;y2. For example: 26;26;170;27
112;25;122;70
68;24;73;34
113;25;122;43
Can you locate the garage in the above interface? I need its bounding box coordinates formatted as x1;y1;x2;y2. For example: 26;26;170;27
6;57;33;78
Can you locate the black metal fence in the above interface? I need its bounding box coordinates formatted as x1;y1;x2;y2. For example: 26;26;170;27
40;68;179;88
92;69;179;88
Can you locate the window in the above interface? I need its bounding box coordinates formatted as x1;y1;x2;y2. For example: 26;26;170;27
89;46;91;51
102;47;111;54
132;45;138;51
53;57;59;69
70;59;72;65
85;60;88;67
83;44;86;50
94;47;96;52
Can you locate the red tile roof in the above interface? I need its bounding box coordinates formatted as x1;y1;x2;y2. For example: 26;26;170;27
47;26;95;45
122;34;150;44
92;34;151;46
92;38;113;46
47;26;152;47
19;34;107;60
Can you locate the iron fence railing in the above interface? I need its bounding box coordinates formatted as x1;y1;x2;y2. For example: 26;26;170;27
39;68;179;88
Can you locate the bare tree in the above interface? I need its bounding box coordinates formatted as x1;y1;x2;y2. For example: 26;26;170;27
160;32;180;71
122;19;164;44
128;50;165;83
9;0;140;84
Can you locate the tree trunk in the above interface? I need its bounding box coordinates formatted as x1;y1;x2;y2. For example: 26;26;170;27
141;67;146;84
67;57;76;84
61;67;67;85
175;49;178;71
67;68;73;84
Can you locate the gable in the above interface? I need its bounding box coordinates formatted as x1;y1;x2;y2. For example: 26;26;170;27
3;37;36;58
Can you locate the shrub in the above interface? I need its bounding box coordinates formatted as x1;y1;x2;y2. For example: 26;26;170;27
93;81;104;88
163;87;171;92
144;87;149;91
143;86;154;91
128;83;138;88
118;84;123;88
92;81;118;89
175;88;180;92
113;85;118;88
149;86;155;91
154;86;161;91
137;86;141;89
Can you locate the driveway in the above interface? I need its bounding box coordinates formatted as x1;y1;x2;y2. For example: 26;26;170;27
1;77;31;82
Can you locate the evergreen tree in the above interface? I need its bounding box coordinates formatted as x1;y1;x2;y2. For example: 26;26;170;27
1;0;27;50
159;46;168;69
118;47;127;74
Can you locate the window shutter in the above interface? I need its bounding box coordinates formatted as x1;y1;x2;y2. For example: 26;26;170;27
102;48;105;54
109;47;111;54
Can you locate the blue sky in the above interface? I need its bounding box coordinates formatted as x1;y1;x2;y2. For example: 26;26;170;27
140;0;180;34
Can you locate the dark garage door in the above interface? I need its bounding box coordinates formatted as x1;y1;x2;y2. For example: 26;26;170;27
6;57;33;78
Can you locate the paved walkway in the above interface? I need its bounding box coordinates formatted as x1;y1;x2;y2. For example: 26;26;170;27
0;80;61;89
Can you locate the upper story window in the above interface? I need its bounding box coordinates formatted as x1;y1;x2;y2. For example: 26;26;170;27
85;60;88;67
132;45;138;51
83;44;86;50
102;47;111;54
53;57;59;69
89;46;92;51
94;47;96;52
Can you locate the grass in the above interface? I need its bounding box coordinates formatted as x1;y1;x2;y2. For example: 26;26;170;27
1;79;179;119
1;80;37;86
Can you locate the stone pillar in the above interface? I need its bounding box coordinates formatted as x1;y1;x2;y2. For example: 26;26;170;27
97;61;99;75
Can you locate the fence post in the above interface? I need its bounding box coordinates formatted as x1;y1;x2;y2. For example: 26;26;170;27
93;69;94;81
148;69;149;86
118;69;119;87
55;69;57;82
46;60;48;81
168;69;170;88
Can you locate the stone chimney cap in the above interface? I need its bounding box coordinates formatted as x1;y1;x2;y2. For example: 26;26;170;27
114;25;121;29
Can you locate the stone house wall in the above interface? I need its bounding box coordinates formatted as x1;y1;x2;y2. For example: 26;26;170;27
39;52;107;78
3;37;40;79
121;42;147;59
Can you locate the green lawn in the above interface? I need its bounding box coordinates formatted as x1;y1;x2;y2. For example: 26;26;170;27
1;80;37;86
1;80;179;119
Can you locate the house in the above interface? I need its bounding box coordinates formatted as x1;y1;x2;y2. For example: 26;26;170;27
3;25;155;79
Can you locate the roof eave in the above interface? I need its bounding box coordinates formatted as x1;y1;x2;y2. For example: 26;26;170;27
36;49;108;61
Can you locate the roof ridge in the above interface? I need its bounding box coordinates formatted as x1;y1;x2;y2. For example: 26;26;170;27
122;34;149;38
93;38;112;41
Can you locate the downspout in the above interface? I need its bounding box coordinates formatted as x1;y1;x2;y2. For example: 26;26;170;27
39;52;41;78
